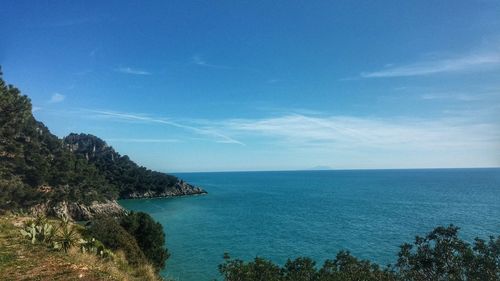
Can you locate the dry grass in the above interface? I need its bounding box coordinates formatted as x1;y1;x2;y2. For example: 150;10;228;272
0;214;164;281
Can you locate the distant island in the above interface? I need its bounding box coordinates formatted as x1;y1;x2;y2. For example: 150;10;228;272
309;165;332;170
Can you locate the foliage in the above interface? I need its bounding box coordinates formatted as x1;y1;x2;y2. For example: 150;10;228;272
219;225;500;281
87;217;147;266
318;251;397;281
55;217;79;253
18;215;82;254
1;215;163;281
20;214;57;245
219;253;395;281
282;257;318;281
397;225;500;281
80;237;115;260
0;67;195;211
0;67;118;207
1;68;173;274
120;211;170;271
20;222;56;244
63;133;181;198
219;253;283;281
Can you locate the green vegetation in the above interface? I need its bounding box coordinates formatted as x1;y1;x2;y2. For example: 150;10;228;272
120;211;170;271
57;217;79;253
64;133;181;198
85;211;169;272
0;214;162;281
219;252;396;281
19;214;81;254
0;66;201;212
0;68;176;276
3;67;500;280
19;213;57;245
11;209;169;277
87;217;147;266
0;67;116;207
219;225;500;281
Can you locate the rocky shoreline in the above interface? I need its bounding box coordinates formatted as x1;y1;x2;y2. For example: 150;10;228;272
123;180;207;199
31;182;207;221
120;180;207;199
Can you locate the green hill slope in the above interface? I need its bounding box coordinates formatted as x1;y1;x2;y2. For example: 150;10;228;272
0;69;204;219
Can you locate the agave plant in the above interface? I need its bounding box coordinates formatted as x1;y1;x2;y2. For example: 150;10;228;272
57;221;79;253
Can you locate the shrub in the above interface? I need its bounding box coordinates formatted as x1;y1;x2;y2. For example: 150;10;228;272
120;211;169;271
219;253;283;281
80;237;115;260
219;225;500;281
318;251;397;281
87;217;146;266
20;214;57;245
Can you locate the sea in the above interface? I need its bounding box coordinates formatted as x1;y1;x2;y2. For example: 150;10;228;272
119;168;500;281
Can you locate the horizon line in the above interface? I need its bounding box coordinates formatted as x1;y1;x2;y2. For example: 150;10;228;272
170;166;500;174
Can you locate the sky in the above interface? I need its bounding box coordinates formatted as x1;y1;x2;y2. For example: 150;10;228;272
1;1;500;172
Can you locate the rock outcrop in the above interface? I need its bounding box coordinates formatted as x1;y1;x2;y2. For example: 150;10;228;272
125;181;207;198
31;200;126;221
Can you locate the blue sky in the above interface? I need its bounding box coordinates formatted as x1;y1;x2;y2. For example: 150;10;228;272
1;1;500;172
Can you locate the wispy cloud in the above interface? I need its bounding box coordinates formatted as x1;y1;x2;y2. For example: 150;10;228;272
115;67;152;75
49;93;65;103
361;52;500;78
190;54;261;73
89;110;244;145
221;114;500;150
89;109;499;150
105;138;180;143
420;92;483;101
255;106;326;116
392;86;500;102
191;55;233;69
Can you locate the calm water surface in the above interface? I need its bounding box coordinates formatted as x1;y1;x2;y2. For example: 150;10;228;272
119;168;500;281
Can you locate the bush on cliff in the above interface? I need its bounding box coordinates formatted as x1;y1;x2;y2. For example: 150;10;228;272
87;217;147;266
120;211;170;271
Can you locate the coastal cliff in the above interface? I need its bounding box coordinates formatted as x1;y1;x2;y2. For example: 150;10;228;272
63;133;207;200
0;72;205;220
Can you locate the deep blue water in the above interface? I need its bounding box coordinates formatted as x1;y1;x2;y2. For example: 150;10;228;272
119;168;500;281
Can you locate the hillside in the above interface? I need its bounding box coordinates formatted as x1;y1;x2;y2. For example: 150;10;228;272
63;133;205;199
0;214;162;281
0;69;205;220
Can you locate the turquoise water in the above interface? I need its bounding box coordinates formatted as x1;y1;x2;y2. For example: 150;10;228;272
119;168;500;281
